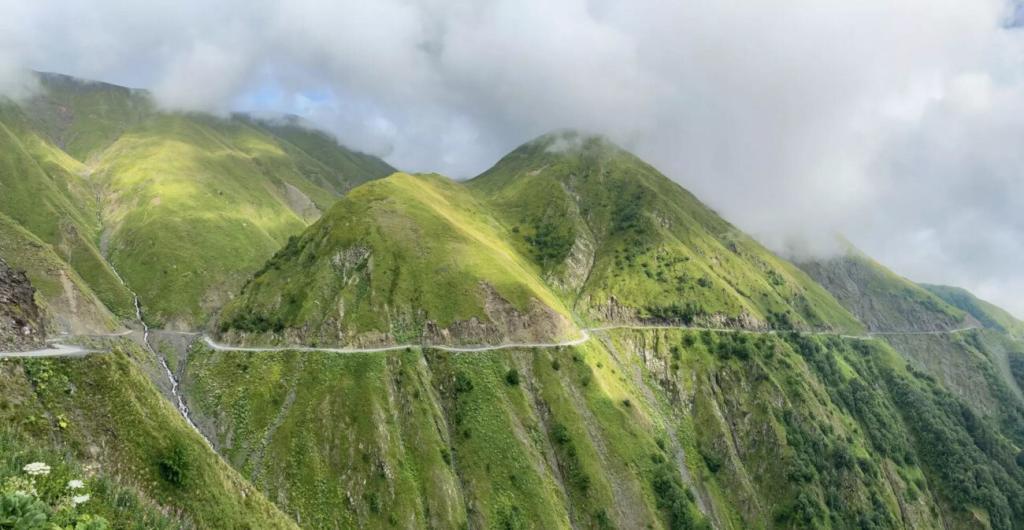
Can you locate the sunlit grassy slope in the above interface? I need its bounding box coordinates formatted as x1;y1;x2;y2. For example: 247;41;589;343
469;131;863;333
184;327;1024;529
253;116;397;194
0;212;118;333
0;102;136;324
219;172;578;346
0;342;297;528
0;72;394;330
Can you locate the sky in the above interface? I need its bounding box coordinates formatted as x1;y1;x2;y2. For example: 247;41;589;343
1;0;1023;317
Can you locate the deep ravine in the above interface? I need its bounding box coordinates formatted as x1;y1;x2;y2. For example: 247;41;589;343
111;264;211;446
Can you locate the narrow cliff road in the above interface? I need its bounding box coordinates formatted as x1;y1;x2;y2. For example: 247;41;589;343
0;342;93;358
1;324;981;358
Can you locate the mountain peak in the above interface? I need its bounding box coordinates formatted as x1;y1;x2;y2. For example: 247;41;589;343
527;129;616;153
469;135;864;333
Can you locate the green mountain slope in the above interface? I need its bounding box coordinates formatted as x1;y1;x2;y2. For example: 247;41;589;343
797;245;1024;442
7;83;1024;530
24;71;153;160
0;72;394;330
1;342;297;528
91;113;321;328
182;327;1024;529
797;246;969;332
0;102;137;324
922;284;1024;338
254;116;397;194
0;214;118;334
204;132;1024;529
469;131;863;334
218;172;578;346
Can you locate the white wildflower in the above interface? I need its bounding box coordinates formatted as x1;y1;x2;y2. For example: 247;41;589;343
22;462;50;476
67;479;85;490
71;494;90;506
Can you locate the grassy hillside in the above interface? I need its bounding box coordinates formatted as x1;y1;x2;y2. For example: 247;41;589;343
922;284;1024;339
91;114;316;328
0;102;136;324
0;342;297;528
24;71;153;160
254;117;397;194
798;247;968;332
0;72;394;330
469;131;863;334
219;172;578;346
182;327;1024;529
0;213;119;333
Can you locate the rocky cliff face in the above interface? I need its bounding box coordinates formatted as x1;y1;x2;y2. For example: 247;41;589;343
0;257;45;350
798;252;968;332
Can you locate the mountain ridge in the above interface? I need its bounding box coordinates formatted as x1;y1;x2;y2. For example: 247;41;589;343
0;71;395;331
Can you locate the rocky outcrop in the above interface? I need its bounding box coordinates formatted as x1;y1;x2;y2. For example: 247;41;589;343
588;296;769;331
0;257;45;350
799;254;966;333
422;282;574;346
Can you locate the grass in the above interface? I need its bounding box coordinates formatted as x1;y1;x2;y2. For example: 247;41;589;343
1;74;394;330
0;342;297;528
922;283;1024;338
469;131;865;334
0;212;120;333
186;327;1024;529
220;172;578;345
798;246;967;332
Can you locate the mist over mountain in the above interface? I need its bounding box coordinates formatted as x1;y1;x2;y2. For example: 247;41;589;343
1;0;1023;316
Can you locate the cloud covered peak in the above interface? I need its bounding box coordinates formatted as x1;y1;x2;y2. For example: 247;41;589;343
2;0;1023;316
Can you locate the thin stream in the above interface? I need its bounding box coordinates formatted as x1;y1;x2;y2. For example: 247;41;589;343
114;268;210;447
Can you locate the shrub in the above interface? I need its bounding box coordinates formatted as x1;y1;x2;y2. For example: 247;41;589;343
157;441;192;487
505;369;520;386
453;372;474;394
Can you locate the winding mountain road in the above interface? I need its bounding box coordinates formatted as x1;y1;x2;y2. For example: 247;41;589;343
1;324;980;359
0;342;95;358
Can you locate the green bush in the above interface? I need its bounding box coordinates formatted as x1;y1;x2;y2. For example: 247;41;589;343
650;456;709;530
157;441;193;488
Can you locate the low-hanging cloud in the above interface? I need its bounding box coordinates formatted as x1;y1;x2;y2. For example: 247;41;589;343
2;0;1023;316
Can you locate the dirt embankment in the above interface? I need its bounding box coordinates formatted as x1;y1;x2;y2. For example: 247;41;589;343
0;257;45;350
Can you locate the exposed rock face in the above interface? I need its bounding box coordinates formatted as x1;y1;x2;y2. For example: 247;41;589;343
589;296;769;331
799;255;966;332
0;257;45;350
422;282;574;346
220;280;575;348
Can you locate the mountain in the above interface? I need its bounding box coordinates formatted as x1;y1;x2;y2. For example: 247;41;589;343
922;283;1024;339
205;131;1024;529
185;324;1024;529
797;245;971;333
218;172;578;346
0;72;394;331
0;99;136;325
6;102;1024;530
798;244;1024;425
0;341;297;528
469;131;864;333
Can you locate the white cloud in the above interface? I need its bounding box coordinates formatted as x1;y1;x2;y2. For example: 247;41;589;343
0;0;1023;316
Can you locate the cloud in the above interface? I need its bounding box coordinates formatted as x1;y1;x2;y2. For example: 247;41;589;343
1;0;1023;316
